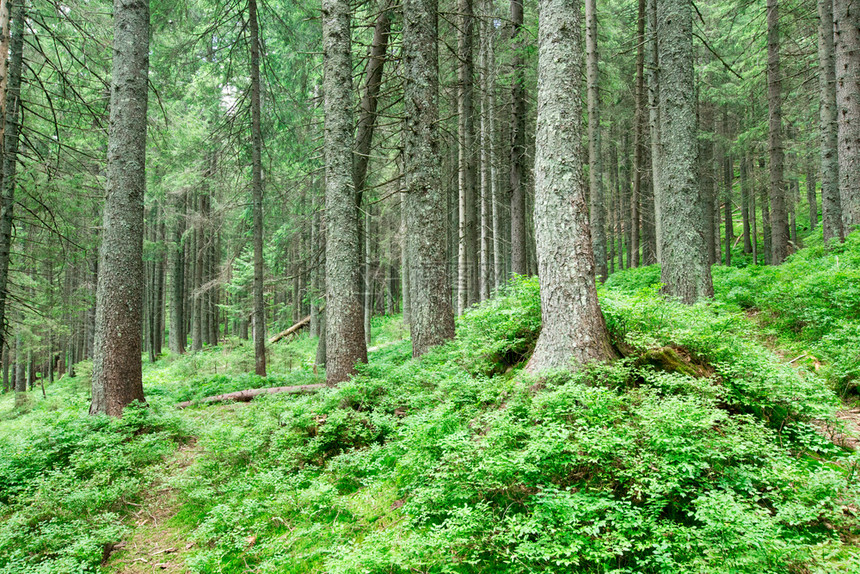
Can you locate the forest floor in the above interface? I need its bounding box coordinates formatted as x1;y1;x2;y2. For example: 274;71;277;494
107;439;201;574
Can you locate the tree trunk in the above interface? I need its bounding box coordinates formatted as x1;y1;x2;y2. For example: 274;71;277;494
457;0;476;313
807;164;818;230
820;0;844;242
526;0;615;372
90;0;149;416
834;0;860;230
509;0;527;276
249;0;267;376
646;0;662;263
741;155;752;253
630;0;645;269
323;0;366;382
767;0;788;263
403;0;456;356
586;0;607;281
0;0;22;363
657;0;713;303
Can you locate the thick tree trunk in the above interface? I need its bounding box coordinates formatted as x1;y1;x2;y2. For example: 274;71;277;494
323;0;366;382
630;0;646;269
834;0;860;230
526;0;615;372
509;0;527;276
657;0;713;303
767;0;788;263
0;0;22;364
646;0;663;263
403;0;455;356
90;0;149;416
820;0;844;242
586;0;607;281
249;0;267;376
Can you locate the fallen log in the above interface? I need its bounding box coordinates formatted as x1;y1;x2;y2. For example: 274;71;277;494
176;383;326;409
269;315;311;344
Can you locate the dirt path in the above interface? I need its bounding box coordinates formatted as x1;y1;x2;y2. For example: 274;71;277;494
106;440;200;574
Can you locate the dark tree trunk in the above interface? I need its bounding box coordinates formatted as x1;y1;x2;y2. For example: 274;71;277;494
249;0;267;376
741;155;752;253
457;0;477;313
527;0;615;372
509;0;527;276
586;0;607;281
0;0;23;363
767;0;788;263
820;0;844;242
631;0;645;269
403;0;455;356
323;0;366;382
90;0;149;416
657;0;713;303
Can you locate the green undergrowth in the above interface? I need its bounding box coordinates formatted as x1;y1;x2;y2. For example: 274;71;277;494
2;239;860;573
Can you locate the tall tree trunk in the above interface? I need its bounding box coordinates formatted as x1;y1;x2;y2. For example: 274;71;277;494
741;155;752;253
767;0;788;263
479;3;492;300
834;0;860;230
168;189;185;354
807;163;818;230
509;0;527;276
323;0;366;382
90;0;148;416
586;0;607;281
646;0;662;263
750;152;758;264
403;0;456;356
0;0;22;364
527;0;615;372
457;0;477;313
820;0;844;242
657;0;713;303
700;102;716;266
630;0;645;269
759;156;772;261
249;0;267;376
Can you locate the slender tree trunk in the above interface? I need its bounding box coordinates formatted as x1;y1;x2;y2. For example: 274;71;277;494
527;0;615;372
700;102;716;266
479;4;492;300
750;153;758;264
630;0;645;269
90;0;148;416
834;0;860;229
759;156;772;261
586;0;607;281
820;0;844;242
647;0;662;263
767;0;788;263
657;0;713;303
457;0;477;312
323;0;366;381
509;0;527;276
741;155;752;253
807;163;818;230
249;0;267;376
403;0;455;356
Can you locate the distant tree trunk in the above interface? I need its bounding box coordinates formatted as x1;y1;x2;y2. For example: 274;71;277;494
90;0;148;416
646;0;663;263
489;43;504;290
759;156;772;261
403;0;455;356
750;153;759;264
700;102;716;266
0;0;22;364
527;0;615;372
586;0;607;281
834;0;860;230
807;164;818;230
657;0;713;303
509;0;527;276
249;0;267;376
457;0;477;313
323;0;366;382
741;155;752;253
767;0;788;263
364;204;372;346
13;328;23;407
820;0;844;242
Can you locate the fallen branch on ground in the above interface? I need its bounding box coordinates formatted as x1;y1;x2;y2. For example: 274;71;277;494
269;315;311;344
176;383;326;409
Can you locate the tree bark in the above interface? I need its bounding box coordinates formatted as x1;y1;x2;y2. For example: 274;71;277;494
657;0;713;303
526;0;615;372
631;0;646;269
834;0;860;230
820;0;844;242
767;0;788;263
509;0;527;276
586;0;607;281
646;0;662;263
248;0;267;376
457;0;477;313
403;0;455;356
90;0;149;416
0;0;21;362
323;0;366;382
